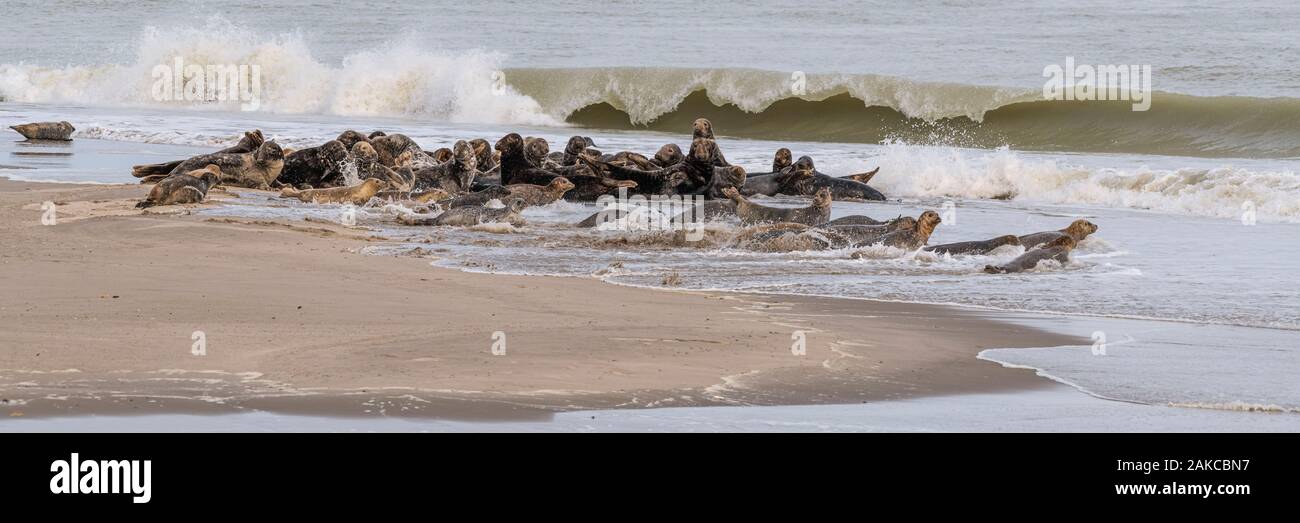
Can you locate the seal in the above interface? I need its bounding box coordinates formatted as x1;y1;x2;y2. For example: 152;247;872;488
9;121;74;141
280;178;388;205
374;188;451;204
335;130;370;150
544;136;591;167
857;211;942;250
399;198;527;227
925;235;1022;255
469;138;496;173
690;118;730;166
10;120;74;141
352;142;413;191
505;177;576;206
562;176;637;201
652;143;683;167
368;131;387;139
743;152;813;197
276;140;350;187
411;140;478;193
824;215;887;226
779;156;885;201
601;151;659;170
369;133;423;167
1018;219;1098;249
443;185;511;208
820;217;917;247
165;140;284;190
689;165;746;199
721;186;832;226
394;149;441;170
523;136;550;167
135;165;222;208
984;236;1077;274
692;118;715;139
770;148;793;173
132;130;264;179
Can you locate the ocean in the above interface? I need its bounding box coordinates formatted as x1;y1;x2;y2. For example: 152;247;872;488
1;0;1298;422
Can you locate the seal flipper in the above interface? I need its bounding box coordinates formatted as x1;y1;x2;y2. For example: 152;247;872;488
840;167;880;184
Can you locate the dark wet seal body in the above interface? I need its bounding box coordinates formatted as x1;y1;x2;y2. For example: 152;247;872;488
132;130;265;180
1018;219;1098;249
925;235;1021;255
722;186;832;226
10;121;75;141
136;165;222;208
277;140;350;187
985;236;1077;274
785;170;886;201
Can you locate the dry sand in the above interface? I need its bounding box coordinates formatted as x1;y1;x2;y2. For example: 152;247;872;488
0;177;1081;420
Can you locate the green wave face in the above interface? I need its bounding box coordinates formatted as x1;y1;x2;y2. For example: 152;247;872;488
506;67;1300;159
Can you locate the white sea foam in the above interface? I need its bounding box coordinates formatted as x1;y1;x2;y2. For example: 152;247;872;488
0;17;560;126
859;142;1300;223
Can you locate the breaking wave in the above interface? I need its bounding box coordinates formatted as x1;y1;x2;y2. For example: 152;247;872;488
5;19;1300;158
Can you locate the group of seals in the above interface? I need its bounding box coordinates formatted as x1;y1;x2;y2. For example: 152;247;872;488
119;119;1099;275
9;121;75;141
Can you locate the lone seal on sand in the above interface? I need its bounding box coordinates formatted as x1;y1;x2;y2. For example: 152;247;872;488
10;121;74;141
280;178;388;205
136;165;222;208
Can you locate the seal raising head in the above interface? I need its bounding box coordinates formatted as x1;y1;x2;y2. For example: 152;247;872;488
772;148;793;172
692;118;715;139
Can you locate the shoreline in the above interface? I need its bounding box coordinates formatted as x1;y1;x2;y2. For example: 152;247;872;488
0;176;1085;420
